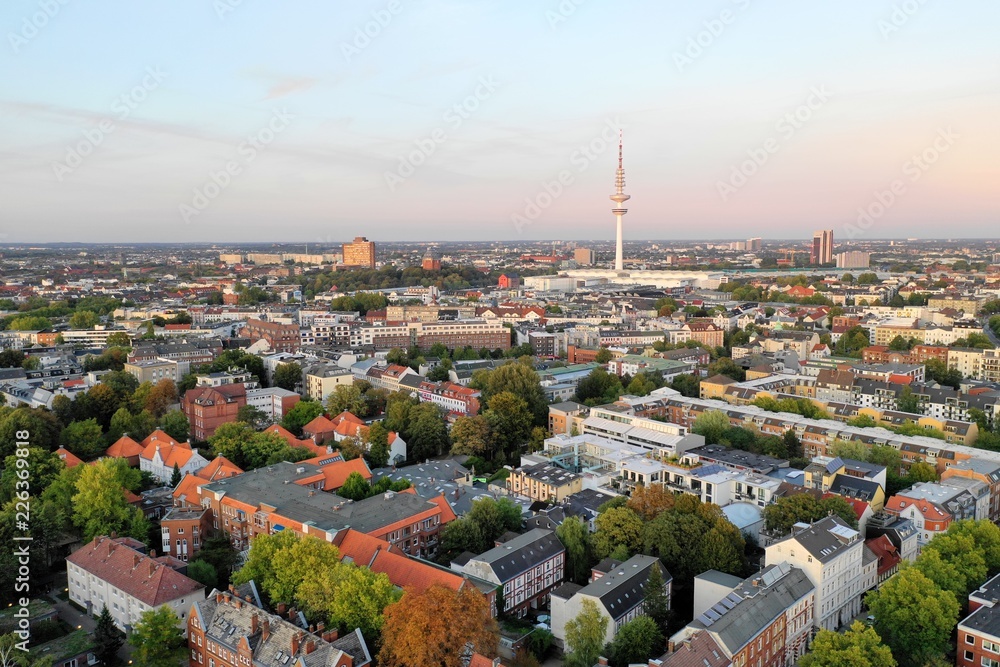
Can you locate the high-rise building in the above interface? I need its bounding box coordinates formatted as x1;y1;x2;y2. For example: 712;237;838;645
574;248;595;265
610;131;630;272
747;237;762;252
342;236;376;268
811;230;834;265
835;251;870;269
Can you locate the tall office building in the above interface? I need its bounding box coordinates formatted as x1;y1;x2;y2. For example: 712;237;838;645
811;230;834;265
342;236;376;268
747;237;762;252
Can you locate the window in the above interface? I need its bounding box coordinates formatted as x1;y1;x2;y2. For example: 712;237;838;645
987;641;1000;654
969;636;978;645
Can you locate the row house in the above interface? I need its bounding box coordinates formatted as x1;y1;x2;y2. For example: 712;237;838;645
661;563;814;667
416;379;482;417
632;394;1000;475
461;528;566;618
506;462;583;502
764;516;872;632
885;478;989;548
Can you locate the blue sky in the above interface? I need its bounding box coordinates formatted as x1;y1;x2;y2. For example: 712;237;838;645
1;0;997;243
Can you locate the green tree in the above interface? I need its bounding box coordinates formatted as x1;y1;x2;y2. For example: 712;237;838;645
339;471;372;501
707;357;745;381
763;494;858;535
129;606;186;667
946;519;1000;572
72;458;150;543
406;402;450;461
643;565;671;631
799;621;896;667
169;463;181;487
69;309;99;329
273;362;302;391
472;361;549;426
897;386;922;414
484;391;532;461
280;399;325;436
365;421;391;468
556;516;594;585
905;460;938;484
159;409;190;442
563;599;609;667
866;566;960;667
0;448;63;504
94;604;125;666
670;373;700;397
575;367;624;406
439;517;485;560
449;414;494;459
236;404;270;429
593;506;643;559
606;615;663;667
59;419;106;461
594;347;613;364
187;559;218;590
691;409;731;445
0;407;61;457
298;563;401;641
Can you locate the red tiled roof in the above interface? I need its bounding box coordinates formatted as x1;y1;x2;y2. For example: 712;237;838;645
55;447;84;468
172;473;209;505
263;423;299;446
106;436;144;459
197;456;243;481
303;415;336;434
301;457;372;491
67;536;205;606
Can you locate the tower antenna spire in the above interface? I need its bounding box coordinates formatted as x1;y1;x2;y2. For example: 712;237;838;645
610;129;630;272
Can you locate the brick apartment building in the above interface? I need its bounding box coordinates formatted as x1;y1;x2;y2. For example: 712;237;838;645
416;379;481;417
188;587;371;667
183;383;247;441
241;318;301;353
342;236;376;268
179;462;455;556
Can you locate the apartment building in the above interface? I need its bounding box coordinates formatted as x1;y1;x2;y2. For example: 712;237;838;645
67;536;205;632
548;401;587;435
124;358;184;384
942;458;1000;522
764;516;872;632
551;555;671;647
245;386;300;421
885;478;989;548
189;463;455;557
342;236;376;268
506;462;583;502
188;588;371;667
461;528;566;619
241;318;301;353
183;383;246;441
957;573;1000;667
662;563;814;667
416;379;481;417
305;367;353;401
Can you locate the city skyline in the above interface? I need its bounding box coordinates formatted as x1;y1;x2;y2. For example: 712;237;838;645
1;2;997;243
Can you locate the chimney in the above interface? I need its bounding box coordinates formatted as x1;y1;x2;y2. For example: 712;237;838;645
277;602;286;614
290;632;301;655
321;629;338;643
288;607;297;621
598;658;609;666
304;639;316;655
235;598;242;610
215;592;224;603
245;594;251;603
229;584;236;594
261;618;270;643
251;613;258;634
150;549;156;558
315;621;324;633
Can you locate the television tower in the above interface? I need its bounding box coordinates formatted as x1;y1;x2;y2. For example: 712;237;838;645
610;130;630;272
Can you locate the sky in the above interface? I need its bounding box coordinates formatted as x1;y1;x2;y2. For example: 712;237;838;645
0;1;998;244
